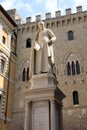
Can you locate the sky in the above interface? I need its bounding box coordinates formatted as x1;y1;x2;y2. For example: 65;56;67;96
0;0;87;22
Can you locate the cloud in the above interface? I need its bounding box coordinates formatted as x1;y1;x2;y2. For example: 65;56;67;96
73;0;87;11
45;0;58;17
35;0;42;3
1;0;16;9
74;0;87;7
1;0;34;21
1;0;33;11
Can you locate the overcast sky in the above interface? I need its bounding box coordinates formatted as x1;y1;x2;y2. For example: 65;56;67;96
0;0;87;21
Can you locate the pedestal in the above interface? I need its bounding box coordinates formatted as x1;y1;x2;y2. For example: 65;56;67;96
24;73;65;130
30;73;57;89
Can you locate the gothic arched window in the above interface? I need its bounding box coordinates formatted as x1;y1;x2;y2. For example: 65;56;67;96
22;68;25;81
76;60;80;74
67;62;71;75
72;61;75;75
73;91;79;105
26;38;31;48
68;31;74;41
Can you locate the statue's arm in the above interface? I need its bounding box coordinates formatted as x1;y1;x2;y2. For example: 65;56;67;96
47;29;56;46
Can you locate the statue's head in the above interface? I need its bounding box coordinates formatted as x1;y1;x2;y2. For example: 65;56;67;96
38;21;45;30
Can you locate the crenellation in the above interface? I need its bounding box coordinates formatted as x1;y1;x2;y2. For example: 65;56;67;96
18;11;87;34
55;10;61;17
36;15;41;21
66;8;71;15
23;6;87;28
76;6;82;13
26;17;31;23
45;13;51;19
14;9;87;33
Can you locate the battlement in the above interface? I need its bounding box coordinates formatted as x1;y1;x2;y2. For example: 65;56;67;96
26;6;83;23
17;5;87;34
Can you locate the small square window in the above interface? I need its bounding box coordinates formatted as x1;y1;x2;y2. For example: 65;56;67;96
26;38;31;48
68;31;74;41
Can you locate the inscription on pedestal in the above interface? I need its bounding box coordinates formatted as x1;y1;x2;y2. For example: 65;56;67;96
32;101;49;130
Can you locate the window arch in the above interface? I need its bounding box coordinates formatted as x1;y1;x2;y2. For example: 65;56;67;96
68;31;74;41
21;59;30;81
22;68;25;81
66;61;80;76
27;68;29;80
22;67;30;81
73;91;79;105
26;38;31;48
67;62;71;75
72;61;75;75
76;60;80;74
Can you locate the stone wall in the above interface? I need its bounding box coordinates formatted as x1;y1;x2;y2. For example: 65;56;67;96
11;111;25;130
12;6;87;130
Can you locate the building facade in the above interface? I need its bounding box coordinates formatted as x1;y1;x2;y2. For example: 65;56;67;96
11;6;87;130
0;5;17;130
0;4;87;130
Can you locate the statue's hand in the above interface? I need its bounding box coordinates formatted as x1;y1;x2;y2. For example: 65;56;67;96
48;40;52;46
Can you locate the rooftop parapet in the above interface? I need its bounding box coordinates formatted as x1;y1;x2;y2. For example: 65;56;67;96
45;13;51;19
76;6;82;13
25;6;85;23
36;15;41;21
66;8;71;15
55;10;61;17
26;17;31;23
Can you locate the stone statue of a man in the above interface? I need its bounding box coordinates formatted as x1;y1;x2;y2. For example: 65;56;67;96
31;21;56;75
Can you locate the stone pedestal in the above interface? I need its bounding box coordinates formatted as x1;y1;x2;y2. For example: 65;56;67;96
30;73;57;88
24;73;65;130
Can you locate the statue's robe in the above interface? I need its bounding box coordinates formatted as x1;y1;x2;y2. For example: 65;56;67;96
30;28;56;76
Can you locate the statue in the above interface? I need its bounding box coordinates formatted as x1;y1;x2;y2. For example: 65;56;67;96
30;21;56;76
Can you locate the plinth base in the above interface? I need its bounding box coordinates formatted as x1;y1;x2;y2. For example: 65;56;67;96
24;73;65;130
24;87;65;130
30;73;57;89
